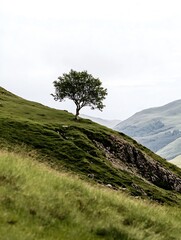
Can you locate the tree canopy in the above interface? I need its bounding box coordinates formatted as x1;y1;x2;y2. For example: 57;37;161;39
51;69;107;119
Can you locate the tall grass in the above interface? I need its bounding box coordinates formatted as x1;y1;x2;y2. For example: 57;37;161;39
0;150;181;240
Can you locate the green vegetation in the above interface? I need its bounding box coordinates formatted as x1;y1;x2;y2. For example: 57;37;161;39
1;87;181;239
0;87;181;206
52;69;107;118
1;150;181;240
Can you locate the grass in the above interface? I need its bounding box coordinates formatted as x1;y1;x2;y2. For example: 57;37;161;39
1;87;181;206
1;150;181;240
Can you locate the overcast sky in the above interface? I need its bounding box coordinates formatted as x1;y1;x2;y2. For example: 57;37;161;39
1;0;181;120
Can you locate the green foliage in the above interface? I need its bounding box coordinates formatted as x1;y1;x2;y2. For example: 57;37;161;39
1;151;181;240
51;69;107;117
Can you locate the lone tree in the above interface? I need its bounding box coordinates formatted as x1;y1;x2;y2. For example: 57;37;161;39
51;69;107;119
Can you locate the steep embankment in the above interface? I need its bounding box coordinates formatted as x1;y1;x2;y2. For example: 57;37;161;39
115;100;181;160
1;150;181;240
1;87;181;205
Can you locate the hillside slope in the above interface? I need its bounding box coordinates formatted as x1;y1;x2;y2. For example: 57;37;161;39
1;150;181;240
1;87;181;205
115;100;181;160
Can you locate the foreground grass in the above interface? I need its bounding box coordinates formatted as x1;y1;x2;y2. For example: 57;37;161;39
0;151;181;240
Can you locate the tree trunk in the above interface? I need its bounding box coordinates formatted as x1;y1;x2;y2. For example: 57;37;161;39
75;107;80;120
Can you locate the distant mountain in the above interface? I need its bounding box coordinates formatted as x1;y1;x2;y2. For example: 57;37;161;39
170;155;181;168
80;114;121;129
114;100;181;160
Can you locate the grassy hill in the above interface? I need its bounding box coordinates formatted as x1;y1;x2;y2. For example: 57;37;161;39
1;87;181;239
1;87;181;206
1;150;181;240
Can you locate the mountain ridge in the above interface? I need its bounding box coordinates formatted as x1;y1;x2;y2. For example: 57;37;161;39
115;99;181;160
80;114;121;129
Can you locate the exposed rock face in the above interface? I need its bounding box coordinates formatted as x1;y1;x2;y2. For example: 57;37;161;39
94;135;181;192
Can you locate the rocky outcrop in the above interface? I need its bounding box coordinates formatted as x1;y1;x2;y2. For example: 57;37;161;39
94;135;181;192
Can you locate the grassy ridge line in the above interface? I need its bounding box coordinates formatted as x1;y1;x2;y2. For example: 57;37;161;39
0;151;181;240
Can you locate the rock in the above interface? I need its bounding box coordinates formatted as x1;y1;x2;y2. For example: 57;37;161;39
88;173;94;179
94;134;181;193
